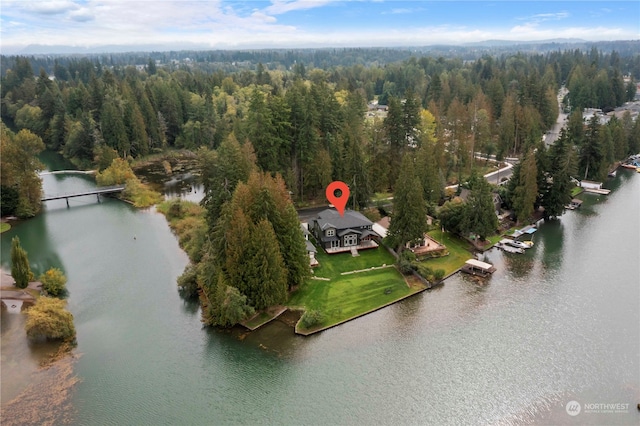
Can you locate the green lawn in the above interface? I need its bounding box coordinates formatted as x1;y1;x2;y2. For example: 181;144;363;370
486;234;503;245
287;247;421;332
422;230;474;276
0;223;10;233
311;248;396;278
571;186;584;196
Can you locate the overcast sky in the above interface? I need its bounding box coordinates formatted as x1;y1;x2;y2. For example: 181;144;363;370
1;1;639;53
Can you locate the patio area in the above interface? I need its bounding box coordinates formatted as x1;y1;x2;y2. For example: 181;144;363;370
324;240;379;254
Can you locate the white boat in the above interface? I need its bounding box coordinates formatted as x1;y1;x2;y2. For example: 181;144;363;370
497;240;525;254
507;239;533;249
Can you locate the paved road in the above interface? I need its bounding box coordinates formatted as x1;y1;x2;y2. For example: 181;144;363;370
484;162;515;185
544;87;569;146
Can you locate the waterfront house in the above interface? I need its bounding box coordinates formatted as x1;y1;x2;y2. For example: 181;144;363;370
311;209;380;254
375;216;446;257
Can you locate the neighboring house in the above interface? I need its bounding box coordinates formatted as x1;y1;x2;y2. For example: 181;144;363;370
375;216;446;257
300;223;319;267
311;209;380;254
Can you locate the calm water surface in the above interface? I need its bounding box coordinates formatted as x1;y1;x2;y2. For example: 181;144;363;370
1;154;638;425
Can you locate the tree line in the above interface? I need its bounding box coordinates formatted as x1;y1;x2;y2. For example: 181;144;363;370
2;47;637;212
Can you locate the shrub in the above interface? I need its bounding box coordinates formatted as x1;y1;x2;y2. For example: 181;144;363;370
11;236;32;289
122;178;163;208
396;250;417;274
167;199;184;220
177;263;199;299
96;158;136;186
25;297;76;341
39;267;67;297
300;310;324;329
434;269;446;281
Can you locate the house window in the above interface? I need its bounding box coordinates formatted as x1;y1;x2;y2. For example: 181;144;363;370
326;229;335;237
331;240;340;248
344;234;358;246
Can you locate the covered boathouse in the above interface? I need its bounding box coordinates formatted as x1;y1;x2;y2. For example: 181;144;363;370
461;259;497;277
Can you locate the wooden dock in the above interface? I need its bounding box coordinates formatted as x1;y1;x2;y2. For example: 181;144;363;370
583;188;611;195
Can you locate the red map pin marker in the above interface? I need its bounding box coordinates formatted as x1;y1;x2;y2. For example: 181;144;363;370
326;181;350;217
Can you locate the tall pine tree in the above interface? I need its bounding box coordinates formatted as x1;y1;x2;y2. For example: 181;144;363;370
387;153;428;251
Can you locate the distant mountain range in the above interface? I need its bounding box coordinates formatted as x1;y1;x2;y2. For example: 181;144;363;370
2;38;636;56
462;38;587;47
3;42;212;55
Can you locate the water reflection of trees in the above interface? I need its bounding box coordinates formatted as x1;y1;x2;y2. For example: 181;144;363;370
538;219;565;271
502;253;535;279
178;292;200;316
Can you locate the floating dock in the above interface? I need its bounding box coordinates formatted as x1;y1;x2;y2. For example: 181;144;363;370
565;199;583;210
583;188;611;195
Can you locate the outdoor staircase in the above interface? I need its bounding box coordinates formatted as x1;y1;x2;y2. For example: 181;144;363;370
350;246;359;257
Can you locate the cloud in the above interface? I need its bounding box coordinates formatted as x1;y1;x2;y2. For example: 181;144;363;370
264;0;335;15
69;8;94;22
509;24;628;41
382;7;425;15
519;11;570;24
24;0;79;16
0;1;637;52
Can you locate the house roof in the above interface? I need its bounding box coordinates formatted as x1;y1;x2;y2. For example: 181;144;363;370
314;208;373;231
372;223;388;238
337;228;362;237
361;229;381;239
305;240;317;253
465;259;494;271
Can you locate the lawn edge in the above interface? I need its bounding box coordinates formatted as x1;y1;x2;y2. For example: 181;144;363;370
294;282;428;336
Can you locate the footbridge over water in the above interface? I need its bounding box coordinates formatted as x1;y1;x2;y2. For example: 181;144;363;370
41;185;125;206
39;170;96;176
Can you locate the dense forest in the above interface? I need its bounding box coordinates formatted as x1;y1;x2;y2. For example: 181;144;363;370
2;45;640;325
2;46;638;206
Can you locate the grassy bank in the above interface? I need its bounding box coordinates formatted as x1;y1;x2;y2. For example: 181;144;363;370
422;230;475;276
1;222;11;233
288;247;425;333
156;199;206;262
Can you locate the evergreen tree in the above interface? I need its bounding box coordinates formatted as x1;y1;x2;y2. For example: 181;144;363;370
11;236;32;289
341;92;370;209
100;100;129;157
243;219;288;310
579;115;605;181
541;128;576;219
415;142;441;206
438;198;468;236
199;134;256;229
387;153;428;251
512;149;538;223
464;172;498;240
384;96;405;188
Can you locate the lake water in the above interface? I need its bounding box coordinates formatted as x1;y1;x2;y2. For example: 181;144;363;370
1;154;638;425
